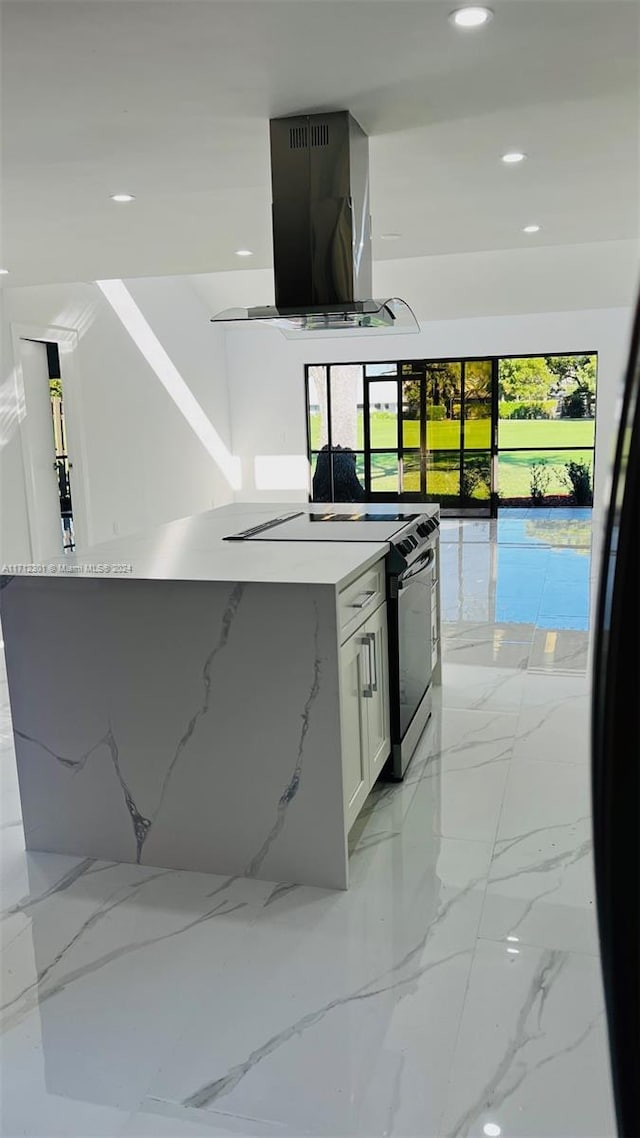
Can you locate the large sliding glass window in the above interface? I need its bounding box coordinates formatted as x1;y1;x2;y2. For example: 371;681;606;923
497;354;596;507
366;362;400;494
306;352;597;513
307;364;367;501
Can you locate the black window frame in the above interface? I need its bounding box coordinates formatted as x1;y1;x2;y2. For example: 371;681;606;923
305;350;598;516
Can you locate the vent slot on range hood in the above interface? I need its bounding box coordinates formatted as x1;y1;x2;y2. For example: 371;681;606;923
289;124;308;150
212;110;418;337
309;121;329;148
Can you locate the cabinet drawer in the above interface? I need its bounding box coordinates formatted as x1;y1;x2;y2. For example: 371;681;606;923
338;560;386;642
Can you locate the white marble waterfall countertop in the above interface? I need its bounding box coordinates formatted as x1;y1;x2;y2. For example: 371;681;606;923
2;503;398;587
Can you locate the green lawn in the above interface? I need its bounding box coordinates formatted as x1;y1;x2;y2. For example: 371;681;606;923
498;450;593;499
310;411;594;451
310;411;594;501
364;451;594;499
499;420;594;448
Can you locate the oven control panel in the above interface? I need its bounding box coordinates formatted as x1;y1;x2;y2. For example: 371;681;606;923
388;513;439;576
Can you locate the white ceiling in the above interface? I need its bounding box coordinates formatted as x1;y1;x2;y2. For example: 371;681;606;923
1;0;639;286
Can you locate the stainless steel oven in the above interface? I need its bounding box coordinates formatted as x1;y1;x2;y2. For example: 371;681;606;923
387;529;439;779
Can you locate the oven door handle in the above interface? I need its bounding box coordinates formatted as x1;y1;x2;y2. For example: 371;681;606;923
398;547;435;588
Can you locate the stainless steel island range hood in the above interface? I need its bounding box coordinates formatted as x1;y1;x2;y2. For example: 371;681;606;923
212;111;418;337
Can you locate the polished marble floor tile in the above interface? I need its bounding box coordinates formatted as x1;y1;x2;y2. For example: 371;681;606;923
495;514;593;549
1;511;615;1138
528;627;590;672
442;662;526;713
495;545;551;587
442;637;531;669
495;758;591;841
1;864;273;1117
538;586;590;623
122;1101;288;1136
537;614;591;632
409;757;510;845
144;838;488;1136
440;520;493;544
482;759;596;953
512;673;591;764
359;710;514;851
443;620;536;644
478;815;598;954
423;707;518;772
439;939;614;1138
480;758;595;953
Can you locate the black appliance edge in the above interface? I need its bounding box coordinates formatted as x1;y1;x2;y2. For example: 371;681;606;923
592;291;640;1138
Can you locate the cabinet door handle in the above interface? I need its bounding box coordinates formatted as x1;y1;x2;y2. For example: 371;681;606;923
367;631;378;692
360;637;373;698
349;590;376;610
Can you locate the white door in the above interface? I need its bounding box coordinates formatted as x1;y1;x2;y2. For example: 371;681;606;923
340;631;369;829
18;339;65;559
364;604;391;785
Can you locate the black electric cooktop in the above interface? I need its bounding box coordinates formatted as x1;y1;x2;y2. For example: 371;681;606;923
309;512;418;522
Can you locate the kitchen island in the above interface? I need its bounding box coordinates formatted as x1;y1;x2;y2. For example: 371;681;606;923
1;502;439;889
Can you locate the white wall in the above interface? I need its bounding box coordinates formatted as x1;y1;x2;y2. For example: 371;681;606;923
0;291;32;562
0;277;234;562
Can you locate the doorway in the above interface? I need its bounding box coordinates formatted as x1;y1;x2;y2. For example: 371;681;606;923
45;342;76;550
12;325;89;559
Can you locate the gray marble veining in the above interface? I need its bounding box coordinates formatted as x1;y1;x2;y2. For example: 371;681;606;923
445;950;569;1138
1;856;95;920
1;576;347;888
440;942;611;1138
262;881;299;908
245;603;321;878
180;862;487;1112
2;878;244;1035
182;945;471;1110
150;582;245;839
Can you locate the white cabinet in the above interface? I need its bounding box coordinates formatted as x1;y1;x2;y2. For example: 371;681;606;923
339;599;391;831
340;629;370;827
363;602;390;786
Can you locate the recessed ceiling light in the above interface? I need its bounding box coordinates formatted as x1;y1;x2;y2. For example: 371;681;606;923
523;224;541;233
0;268;8;275
380;233;402;240
483;1125;502;1137
450;6;493;28
235;249;254;257
111;193;135;203
502;151;526;164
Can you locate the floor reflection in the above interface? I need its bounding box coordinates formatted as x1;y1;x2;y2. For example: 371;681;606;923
441;508;593;641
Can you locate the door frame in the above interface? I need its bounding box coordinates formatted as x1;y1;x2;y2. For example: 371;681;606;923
11;322;93;559
362;357;495;513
